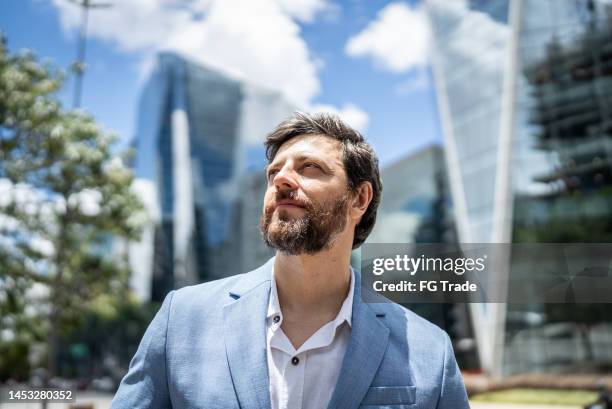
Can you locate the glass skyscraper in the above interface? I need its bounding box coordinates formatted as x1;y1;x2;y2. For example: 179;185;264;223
427;0;612;376
133;53;294;301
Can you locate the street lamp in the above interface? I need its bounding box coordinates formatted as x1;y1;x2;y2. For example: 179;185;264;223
66;0;112;109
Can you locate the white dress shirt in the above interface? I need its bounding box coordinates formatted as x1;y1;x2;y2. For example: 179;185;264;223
266;267;354;409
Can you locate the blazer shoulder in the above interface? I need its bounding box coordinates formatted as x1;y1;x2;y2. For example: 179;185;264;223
374;301;450;350
167;257;274;315
177;272;247;296
169;273;248;311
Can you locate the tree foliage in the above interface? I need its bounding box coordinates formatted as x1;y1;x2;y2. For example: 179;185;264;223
0;36;145;381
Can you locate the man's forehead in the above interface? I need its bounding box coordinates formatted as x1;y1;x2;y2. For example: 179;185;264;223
271;134;343;162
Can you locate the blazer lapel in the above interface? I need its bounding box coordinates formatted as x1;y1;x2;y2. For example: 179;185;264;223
327;269;390;409
223;258;274;409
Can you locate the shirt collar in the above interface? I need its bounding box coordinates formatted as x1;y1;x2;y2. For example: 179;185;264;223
267;266;355;329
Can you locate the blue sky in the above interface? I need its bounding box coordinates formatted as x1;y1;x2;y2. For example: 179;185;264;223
0;0;442;167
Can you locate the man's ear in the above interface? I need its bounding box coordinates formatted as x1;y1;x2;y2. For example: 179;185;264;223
349;181;373;223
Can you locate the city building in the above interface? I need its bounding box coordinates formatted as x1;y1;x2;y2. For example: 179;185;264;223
368;145;456;244
366;145;477;369
427;0;612;376
131;52;294;302
238;171;274;274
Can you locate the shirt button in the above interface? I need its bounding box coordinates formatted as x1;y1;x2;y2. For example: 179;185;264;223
291;356;299;366
273;315;280;323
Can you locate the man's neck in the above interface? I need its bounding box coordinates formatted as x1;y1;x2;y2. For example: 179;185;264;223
273;247;352;350
273;247;352;318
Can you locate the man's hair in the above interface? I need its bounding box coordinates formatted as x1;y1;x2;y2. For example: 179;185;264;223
264;111;382;249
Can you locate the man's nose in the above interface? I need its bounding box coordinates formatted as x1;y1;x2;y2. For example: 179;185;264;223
273;165;299;190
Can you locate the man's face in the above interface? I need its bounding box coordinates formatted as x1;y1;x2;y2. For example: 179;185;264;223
259;134;352;255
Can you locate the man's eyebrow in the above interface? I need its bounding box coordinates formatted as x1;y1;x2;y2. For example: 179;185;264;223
265;162;277;174
266;154;336;174
299;154;337;170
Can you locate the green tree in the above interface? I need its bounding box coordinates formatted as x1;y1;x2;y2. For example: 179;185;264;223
0;36;145;387
58;293;159;382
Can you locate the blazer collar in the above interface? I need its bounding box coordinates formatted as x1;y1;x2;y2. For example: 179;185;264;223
223;257;274;409
326;268;390;409
228;257;275;299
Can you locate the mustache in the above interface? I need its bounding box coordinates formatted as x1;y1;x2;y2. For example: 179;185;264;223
273;189;312;209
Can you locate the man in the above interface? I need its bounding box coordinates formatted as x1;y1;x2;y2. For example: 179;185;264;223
111;112;469;409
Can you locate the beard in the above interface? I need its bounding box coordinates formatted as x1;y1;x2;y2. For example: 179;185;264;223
259;188;349;255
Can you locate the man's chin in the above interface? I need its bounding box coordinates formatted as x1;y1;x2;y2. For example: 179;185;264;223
265;234;304;254
266;224;301;238
274;211;305;223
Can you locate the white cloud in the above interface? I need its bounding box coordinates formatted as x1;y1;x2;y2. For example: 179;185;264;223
275;0;332;23
51;0;212;51
51;0;332;107
394;67;430;96
311;103;370;133
346;2;429;73
427;0;509;80
51;0;370;141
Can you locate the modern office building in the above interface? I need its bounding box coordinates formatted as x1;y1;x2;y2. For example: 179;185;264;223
238;171;274;273
427;0;612;376
131;52;294;302
368;145;456;244
366;146;478;369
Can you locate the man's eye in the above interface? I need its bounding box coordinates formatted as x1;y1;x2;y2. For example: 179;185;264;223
267;169;278;179
303;163;320;170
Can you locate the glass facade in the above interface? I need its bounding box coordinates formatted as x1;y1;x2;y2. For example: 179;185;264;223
133;53;294;301
366;146;478;369
428;0;510;243
239;171;274;273
505;0;612;375
427;0;612;376
368;145;456;244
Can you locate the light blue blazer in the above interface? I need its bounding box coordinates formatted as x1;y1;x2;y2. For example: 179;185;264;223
111;257;469;408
